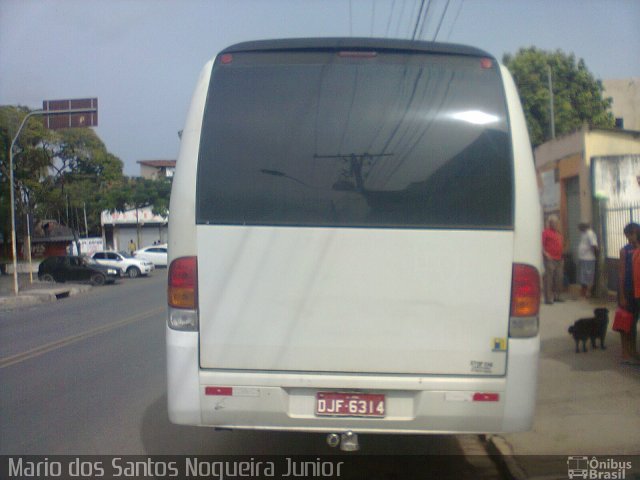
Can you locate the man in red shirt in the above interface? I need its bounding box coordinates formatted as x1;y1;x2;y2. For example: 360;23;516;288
542;215;564;304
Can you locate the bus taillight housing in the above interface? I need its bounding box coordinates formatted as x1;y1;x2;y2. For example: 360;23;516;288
509;264;540;338
168;256;198;331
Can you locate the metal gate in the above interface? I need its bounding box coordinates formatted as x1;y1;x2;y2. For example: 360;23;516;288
601;202;640;259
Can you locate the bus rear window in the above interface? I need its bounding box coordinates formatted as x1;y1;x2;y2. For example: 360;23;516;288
196;51;513;229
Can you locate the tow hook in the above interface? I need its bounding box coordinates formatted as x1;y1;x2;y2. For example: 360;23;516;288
326;431;360;452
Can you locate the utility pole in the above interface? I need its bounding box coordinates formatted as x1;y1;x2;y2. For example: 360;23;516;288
26;212;33;284
83;202;89;238
547;64;556;140
135;207;141;251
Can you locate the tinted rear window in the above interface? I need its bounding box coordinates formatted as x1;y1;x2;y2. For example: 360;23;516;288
196;50;513;229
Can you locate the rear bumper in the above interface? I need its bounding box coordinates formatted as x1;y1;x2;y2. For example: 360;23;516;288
166;326;538;433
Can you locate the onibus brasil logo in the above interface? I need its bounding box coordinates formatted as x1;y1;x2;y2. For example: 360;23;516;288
567;456;633;479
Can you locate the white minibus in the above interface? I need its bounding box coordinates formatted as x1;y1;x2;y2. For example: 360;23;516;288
167;38;541;451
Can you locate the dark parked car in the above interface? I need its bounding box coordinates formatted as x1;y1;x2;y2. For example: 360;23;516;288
38;256;119;286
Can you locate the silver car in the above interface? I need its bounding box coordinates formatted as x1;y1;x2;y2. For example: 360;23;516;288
92;251;154;278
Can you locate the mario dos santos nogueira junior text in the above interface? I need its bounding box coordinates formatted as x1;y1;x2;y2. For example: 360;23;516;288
6;457;346;478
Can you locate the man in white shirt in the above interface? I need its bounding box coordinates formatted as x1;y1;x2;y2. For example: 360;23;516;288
577;222;599;298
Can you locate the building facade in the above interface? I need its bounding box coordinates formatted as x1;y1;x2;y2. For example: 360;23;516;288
137;159;176;180
101;207;168;252
603;78;640;131
535;126;640;289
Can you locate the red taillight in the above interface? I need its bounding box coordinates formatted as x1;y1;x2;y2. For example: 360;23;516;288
510;264;540;317
480;57;493;69
168;256;198;309
220;53;233;64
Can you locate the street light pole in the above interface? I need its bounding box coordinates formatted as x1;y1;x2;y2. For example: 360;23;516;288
547;64;556;140
8;109;43;295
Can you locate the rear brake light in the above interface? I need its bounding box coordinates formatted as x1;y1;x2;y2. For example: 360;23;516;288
480;57;493;69
168;256;198;310
220;53;233;64
509;264;540;338
510;264;540;317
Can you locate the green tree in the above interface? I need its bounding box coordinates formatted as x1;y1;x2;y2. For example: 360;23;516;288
125;177;171;216
2;105;172;259
0;106;126;255
112;176;172;247
503;47;615;147
43;127;126;236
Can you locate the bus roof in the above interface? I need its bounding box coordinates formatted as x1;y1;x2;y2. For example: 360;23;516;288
219;37;495;60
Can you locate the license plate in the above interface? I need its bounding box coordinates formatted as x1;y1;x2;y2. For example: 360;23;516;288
315;392;385;417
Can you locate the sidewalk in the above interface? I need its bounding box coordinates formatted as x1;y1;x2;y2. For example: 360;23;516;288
489;295;640;479
0;272;92;311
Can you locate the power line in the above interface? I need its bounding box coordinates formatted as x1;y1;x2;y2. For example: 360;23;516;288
385;0;397;37
394;0;408;38
433;0;452;41
380;71;456;188
417;0;433;40
408;0;422;38
337;68;360;155
371;0;376;36
445;0;464;41
411;0;426;40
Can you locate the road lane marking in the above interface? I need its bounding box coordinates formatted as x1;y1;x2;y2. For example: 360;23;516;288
0;306;166;369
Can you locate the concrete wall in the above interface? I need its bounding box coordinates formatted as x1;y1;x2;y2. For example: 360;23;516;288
586;129;640;158
584;130;640;221
140;165;160;180
603;78;640;131
534;130;584;170
593;155;640;205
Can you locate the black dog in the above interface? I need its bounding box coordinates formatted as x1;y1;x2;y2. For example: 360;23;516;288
568;308;609;353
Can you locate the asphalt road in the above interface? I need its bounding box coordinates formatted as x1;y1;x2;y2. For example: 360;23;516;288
0;270;504;478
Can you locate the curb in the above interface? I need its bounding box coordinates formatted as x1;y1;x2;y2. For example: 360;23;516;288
0;285;92;311
455;434;509;479
486;435;528;480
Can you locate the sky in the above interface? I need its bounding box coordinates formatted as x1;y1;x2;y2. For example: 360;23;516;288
1;0;639;176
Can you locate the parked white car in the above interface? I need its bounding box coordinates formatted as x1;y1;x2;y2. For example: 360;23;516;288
91;251;154;278
134;244;168;267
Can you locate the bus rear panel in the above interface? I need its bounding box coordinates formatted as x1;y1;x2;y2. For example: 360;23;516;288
167;38;541;436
